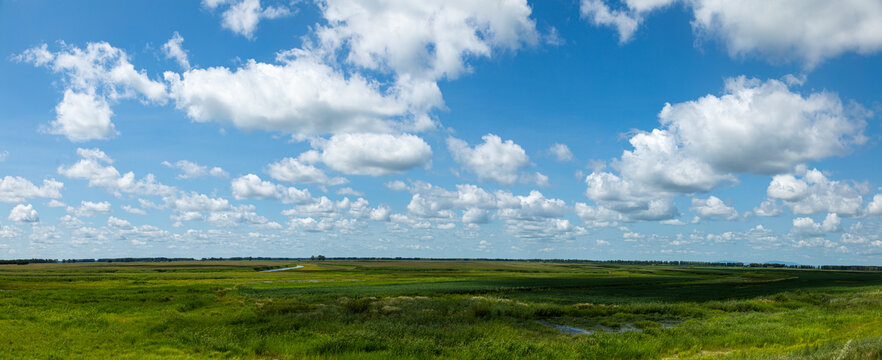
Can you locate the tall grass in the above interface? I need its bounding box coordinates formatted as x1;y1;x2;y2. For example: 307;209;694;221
1;261;881;359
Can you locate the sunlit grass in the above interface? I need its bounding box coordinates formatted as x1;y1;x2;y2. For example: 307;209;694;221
1;261;881;358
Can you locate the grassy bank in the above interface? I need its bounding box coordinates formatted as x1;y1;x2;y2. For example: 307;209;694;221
1;260;881;359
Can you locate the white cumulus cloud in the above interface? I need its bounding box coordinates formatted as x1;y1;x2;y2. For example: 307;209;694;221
314;0;538;81
690;196;738;220
765;168;865;216
311;133;432;176
231;174;312;204
266;155;346;185
447;134;532;185
58;148;175;197
548;143;573;161
162;160;228;179
9;204;39;223
164;57;414;137
17;42;167;142
581;76;867;223
162;32;190;70
868;194;882;215
204;0;293;39
66;201;112;218
582;0;882;67
0;176;64;203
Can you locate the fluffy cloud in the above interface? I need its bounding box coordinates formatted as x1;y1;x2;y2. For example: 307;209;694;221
266;155;346;185
462;208;490;224
690;196;738;220
615;129;731;193
868;194;882;215
279;195;383;233
314;0;538;81
66;201;112;217
164;191;279;228
687;225;782;249
203;0;292;39
766;168;865;216
336;187;363;196
17;42;167;141
494;190;586;241
792;213;842;235
577;199;677;224
406;182;582;239
121;205;147;215
12;0;539;147
503;218;586;241
204;204;280;228
46;200;67;208
231;174;278;200
162;160;227;179
9;204;39;223
789;213;845;249
548;143;573;161
288;217;357;233
582;0;882;67
447;134;533;185
753;200;783;217
369;204;392;222
582;76;867;223
58;148;175;197
231;174;312;204
52;90;116;141
658;77;866;175
396;181;582;238
689;0;882;67
404;182;495;219
164;57;414;136
836;222;882;252
179;0;539;138
0;224;22;239
385;180;408;191
580;0;645;43
575;202;625;227
0;176;64;203
106;216;132;230
166;192;230;213
311;133;432;176
162;32;190;70
582;172;678;223
282;196;342;217
496;190;568;220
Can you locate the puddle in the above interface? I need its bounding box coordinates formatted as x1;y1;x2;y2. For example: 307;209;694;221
540;319;681;335
288;278;363;283
260;265;304;273
538;320;595;335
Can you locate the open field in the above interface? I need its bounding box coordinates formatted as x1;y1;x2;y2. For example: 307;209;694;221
2;260;882;359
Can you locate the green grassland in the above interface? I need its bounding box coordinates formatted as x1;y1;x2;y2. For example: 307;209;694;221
2;260;882;359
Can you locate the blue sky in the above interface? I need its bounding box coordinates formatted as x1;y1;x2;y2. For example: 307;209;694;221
1;0;882;264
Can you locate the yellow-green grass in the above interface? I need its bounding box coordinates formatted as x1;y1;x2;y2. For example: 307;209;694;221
1;261;881;359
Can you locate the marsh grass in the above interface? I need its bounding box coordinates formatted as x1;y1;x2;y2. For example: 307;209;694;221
1;261;881;359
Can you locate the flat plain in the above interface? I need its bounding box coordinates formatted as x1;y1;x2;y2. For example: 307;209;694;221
1;260;881;359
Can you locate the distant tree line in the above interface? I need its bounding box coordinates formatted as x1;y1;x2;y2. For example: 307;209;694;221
2;257;881;271
199;257;304;261
747;263;816;269
820;265;882;271
0;258;58;265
